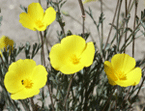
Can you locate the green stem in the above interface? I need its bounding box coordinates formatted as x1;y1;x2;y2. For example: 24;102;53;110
78;0;85;38
102;86;117;111
64;74;74;111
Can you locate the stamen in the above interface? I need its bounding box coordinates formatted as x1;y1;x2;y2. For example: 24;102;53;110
70;54;80;64
21;79;33;88
35;20;44;28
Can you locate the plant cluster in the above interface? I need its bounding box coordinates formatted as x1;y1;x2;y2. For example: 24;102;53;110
0;0;145;111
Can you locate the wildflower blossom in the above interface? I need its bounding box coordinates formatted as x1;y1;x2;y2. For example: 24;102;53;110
104;53;142;87
4;59;48;100
0;35;14;56
83;0;98;4
49;35;95;74
19;2;56;31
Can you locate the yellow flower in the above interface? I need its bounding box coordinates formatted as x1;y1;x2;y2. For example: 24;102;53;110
19;2;56;31
4;59;48;100
104;53;142;87
83;0;98;4
49;35;95;74
0;35;14;56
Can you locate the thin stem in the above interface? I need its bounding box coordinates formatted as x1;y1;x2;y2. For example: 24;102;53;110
132;0;138;57
135;76;145;97
120;86;132;108
30;98;36;111
102;86;117;111
0;56;8;70
40;31;46;66
116;0;122;52
47;83;55;111
20;100;30;111
127;0;132;10
39;31;46;108
104;0;119;49
64;74;74;111
100;0;103;50
39;31;55;110
124;0;128;53
78;0;85;38
56;1;65;37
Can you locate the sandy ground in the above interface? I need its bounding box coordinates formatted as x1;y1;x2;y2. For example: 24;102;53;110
0;0;145;110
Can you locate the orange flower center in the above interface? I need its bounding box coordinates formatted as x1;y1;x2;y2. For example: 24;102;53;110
35;20;44;28
21;79;33;88
70;54;80;64
116;70;126;80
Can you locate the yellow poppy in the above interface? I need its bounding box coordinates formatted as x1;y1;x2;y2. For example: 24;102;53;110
19;3;56;31
104;53;142;87
49;35;95;74
0;35;14;56
4;59;48;100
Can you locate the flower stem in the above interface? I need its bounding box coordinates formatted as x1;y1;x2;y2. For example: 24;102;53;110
102;86;117;111
39;31;55;110
132;0;138;57
104;0;119;49
78;0;85;38
40;31;46;66
30;98;36;111
64;74;74;111
47;83;55;111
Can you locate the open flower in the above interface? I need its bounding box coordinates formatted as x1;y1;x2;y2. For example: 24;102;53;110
0;35;14;56
19;2;56;31
104;53;142;87
49;35;95;74
4;59;48;100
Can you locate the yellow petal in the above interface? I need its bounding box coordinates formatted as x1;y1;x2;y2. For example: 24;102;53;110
19;12;36;31
11;88;39;100
27;3;44;21
4;71;24;94
43;7;56;26
80;42;95;67
49;43;84;74
104;61;118;81
32;65;48;89
8;59;36;77
61;35;86;56
115;67;142;87
111;53;136;74
4;59;37;93
49;35;88;74
126;67;142;85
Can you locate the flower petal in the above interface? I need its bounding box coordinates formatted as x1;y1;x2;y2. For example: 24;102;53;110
8;59;36;78
104;61;118;81
4;71;24;93
31;65;48;89
11;88;39;100
43;7;56;26
27;3;44;21
111;54;136;74
4;59;37;93
61;35;86;56
19;12;36;31
115;67;142;87
80;42;95;67
49;43;84;74
49;35;88;74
